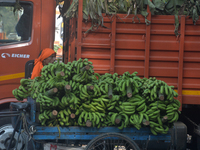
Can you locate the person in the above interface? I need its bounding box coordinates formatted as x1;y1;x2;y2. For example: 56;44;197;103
15;5;31;41
31;48;56;79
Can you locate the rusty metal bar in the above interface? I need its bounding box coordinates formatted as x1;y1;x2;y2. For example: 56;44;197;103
110;16;116;74
178;16;185;111
77;0;83;59
71;38;75;61
144;1;152;78
70;18;76;62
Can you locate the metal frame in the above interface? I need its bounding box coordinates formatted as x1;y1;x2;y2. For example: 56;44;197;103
33;126;171;141
27;98;171;144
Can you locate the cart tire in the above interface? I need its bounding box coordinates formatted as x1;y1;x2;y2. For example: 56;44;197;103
85;132;140;150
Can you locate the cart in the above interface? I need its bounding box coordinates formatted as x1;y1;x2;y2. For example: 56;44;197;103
27;97;186;150
2;97;187;150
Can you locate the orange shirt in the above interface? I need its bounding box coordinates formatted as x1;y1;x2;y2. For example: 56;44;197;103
31;48;56;79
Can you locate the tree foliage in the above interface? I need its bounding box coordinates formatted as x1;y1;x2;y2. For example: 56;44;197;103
0;6;19;36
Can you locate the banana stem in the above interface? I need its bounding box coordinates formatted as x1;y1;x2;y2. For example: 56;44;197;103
65;85;71;91
70;113;76;119
158;92;164;101
127;85;132;98
50;110;58;119
115;115;122;124
86;120;92;127
108;84;113;99
142;119;150;126
44;88;58;96
162;116;168;123
81;65;90;72
87;85;94;91
55;71;65;77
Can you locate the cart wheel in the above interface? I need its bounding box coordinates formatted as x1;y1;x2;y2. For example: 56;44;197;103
85;132;140;150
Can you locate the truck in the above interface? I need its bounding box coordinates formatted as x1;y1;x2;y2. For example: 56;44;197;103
0;0;200;149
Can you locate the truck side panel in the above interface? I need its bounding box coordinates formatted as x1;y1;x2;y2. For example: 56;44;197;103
63;1;200;106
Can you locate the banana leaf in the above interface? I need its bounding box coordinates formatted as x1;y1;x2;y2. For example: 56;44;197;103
153;0;165;11
144;0;148;5
192;6;199;25
141;10;148;17
196;1;200;12
163;0;169;3
165;0;174;10
147;0;156;15
118;0;127;13
165;6;174;14
175;0;184;7
138;0;144;11
174;13;180;37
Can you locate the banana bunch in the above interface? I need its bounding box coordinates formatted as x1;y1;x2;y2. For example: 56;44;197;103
60;92;80;109
41;60;69;82
116;71;142;98
98;81;110;95
148;115;170;135
79;84;101;101
145;99;178;135
57;108;80;126
39;108;80;126
64;80;80;92
150;123;169;135
142;77;178;102
80;96;109;113
119;94;147;115
36;93;60;107
129;113;144;130
78;111;105;128
12;79;33;101
109;112;130;129
166;99;181;124
38;109;55;126
106;95;120;111
72;58;94;83
101;115;112;127
12;85;29;101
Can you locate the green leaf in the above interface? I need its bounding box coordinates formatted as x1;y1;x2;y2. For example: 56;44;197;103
175;0;184;7
141;10;148;17
153;0;165;11
165;0;174;10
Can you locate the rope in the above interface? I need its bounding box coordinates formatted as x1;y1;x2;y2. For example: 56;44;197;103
56;125;61;139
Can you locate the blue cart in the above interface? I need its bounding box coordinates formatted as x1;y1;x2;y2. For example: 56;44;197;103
25;98;187;150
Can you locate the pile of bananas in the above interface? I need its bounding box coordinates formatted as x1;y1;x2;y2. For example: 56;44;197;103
13;58;181;135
